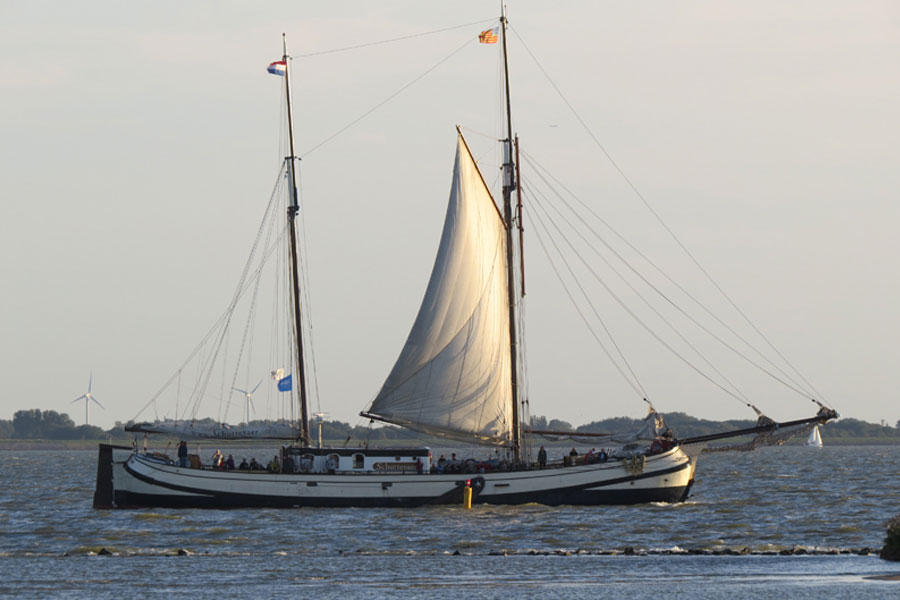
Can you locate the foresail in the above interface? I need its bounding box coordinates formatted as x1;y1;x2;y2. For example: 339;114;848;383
366;134;513;446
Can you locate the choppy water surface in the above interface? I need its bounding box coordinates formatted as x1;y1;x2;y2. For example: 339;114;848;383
1;446;898;598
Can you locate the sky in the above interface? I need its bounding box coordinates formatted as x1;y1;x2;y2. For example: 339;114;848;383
1;1;898;432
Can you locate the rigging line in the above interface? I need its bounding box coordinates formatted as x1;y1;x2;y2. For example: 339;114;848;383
457;125;500;141
293;18;496;58
522;154;753;396
186;222;288;417
133;168;290;420
174;369;181;423
528;183;754;409
523;158;816;401
270;211;288;422
266;218;284;421
225;188;281;421
510;25;827;407
193;221;289;419
217;336;231;422
526;190;646;399
487;167;502;195
192;166;289;417
296;165;323;415
524;168;754;407
520;150;818;402
300;35;476;158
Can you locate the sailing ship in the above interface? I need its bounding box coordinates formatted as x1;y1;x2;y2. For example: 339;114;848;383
94;16;836;510
806;425;823;448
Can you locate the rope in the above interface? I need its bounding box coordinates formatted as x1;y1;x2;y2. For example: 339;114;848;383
521;151;819;405
133;164;289;422
292;18;496;58
527;181;753;408
524;166;755;408
300;35;476;158
526;185;647;399
509;25;827;408
520;152;819;401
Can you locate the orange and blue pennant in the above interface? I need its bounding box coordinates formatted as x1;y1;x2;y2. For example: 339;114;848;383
478;28;499;44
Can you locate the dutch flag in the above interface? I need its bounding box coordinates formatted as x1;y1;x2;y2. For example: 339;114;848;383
267;60;287;76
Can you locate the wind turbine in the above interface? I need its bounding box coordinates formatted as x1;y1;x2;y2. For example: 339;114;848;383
233;381;262;424
72;373;103;425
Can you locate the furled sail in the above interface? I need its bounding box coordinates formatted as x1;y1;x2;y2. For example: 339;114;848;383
365;134;513;445
125;420;300;440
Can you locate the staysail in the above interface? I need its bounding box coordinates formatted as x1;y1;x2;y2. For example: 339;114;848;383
365;134;514;445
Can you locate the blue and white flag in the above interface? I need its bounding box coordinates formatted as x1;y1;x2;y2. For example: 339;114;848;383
267;60;286;76
277;374;292;391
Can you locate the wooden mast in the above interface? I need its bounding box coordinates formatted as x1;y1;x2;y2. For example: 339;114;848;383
282;35;311;445
500;7;522;460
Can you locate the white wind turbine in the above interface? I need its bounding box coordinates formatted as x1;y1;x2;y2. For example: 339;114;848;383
233;381;262;424
71;373;103;425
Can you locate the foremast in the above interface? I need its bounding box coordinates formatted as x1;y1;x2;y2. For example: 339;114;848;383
500;7;524;461
281;35;311;445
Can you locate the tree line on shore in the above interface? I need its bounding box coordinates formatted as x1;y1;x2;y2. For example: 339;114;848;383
2;408;900;443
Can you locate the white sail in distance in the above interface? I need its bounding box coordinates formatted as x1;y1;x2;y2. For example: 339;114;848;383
366;134;514;445
807;425;823;448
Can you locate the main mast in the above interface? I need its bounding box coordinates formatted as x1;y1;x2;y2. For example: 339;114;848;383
282;35;311;445
500;8;522;460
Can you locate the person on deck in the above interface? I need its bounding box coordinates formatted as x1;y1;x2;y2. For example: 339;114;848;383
537;446;547;469
177;441;188;467
224;454;235;470
238;458;250;471
268;455;280;473
210;449;223;469
282;454;295;473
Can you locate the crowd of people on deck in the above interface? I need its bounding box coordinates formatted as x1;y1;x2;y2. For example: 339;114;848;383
175;442;289;473
173;430;677;475
563;446;610;466
429;451;517;474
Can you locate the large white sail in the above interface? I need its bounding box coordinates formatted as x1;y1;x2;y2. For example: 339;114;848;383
366;134;513;445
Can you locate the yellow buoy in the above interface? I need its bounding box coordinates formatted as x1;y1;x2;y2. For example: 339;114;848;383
463;481;473;509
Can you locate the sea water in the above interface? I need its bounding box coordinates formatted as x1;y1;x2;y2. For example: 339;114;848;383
0;446;898;598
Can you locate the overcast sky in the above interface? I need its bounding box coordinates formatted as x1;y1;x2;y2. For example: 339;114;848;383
2;1;898;431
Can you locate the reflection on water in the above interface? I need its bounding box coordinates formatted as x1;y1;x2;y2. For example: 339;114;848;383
0;446;899;598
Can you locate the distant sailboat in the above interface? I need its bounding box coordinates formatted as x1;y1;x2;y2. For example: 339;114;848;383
807;425;823;448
